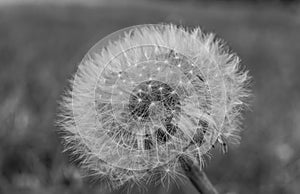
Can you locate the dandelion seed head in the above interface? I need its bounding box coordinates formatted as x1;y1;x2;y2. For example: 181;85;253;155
57;24;251;189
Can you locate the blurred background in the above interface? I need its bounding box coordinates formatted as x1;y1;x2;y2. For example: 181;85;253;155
0;0;300;193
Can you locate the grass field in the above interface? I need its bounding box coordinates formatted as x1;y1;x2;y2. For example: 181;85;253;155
0;1;300;194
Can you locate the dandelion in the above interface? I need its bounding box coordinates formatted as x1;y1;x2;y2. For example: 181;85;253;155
57;24;250;192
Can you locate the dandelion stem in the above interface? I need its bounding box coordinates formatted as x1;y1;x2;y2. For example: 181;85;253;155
179;156;218;194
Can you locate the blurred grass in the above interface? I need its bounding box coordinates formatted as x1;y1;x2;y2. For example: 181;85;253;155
0;1;300;194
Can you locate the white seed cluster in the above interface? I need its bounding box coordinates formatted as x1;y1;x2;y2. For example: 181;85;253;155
57;24;250;189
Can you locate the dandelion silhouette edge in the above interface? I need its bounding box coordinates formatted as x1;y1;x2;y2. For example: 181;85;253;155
57;24;250;189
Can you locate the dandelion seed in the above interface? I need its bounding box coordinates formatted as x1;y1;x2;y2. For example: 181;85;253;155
57;24;250;190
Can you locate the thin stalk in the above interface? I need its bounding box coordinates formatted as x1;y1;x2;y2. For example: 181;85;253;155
179;156;219;194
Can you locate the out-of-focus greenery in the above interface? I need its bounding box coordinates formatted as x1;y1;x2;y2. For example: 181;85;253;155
0;1;300;194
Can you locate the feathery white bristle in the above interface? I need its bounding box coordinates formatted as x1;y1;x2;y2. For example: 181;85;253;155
57;24;250;189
